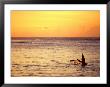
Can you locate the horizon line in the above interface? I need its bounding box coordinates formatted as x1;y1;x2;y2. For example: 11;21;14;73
11;36;100;38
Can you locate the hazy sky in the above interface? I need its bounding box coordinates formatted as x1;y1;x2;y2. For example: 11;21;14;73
11;11;100;37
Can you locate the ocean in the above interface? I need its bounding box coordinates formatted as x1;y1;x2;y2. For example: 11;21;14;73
11;37;100;77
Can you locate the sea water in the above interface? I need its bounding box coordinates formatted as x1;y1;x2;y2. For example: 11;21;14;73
11;37;100;77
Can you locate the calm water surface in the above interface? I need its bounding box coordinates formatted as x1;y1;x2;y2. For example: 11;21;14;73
11;37;100;77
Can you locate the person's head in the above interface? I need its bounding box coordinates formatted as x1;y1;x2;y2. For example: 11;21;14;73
82;53;85;59
82;53;84;56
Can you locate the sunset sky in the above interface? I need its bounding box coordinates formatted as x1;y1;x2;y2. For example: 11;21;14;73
11;11;100;37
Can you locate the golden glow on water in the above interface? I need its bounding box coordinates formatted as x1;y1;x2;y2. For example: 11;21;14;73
11;38;100;77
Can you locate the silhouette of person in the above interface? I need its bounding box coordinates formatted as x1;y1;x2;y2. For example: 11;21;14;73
81;53;87;67
82;53;85;66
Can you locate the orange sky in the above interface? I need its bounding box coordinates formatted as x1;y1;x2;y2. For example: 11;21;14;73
11;11;100;37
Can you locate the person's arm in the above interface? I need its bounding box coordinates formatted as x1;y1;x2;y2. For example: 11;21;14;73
77;59;82;62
